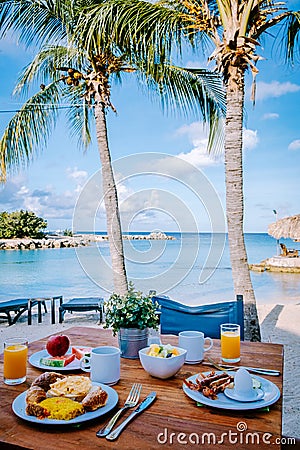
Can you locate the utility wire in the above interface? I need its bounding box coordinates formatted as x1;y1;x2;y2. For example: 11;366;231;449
0;104;93;114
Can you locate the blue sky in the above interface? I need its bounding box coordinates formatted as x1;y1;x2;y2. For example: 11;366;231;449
0;7;300;234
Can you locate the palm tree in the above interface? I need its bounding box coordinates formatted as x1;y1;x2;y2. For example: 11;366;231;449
0;0;225;295
78;0;299;340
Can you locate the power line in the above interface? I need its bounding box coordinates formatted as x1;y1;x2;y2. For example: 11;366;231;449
0;104;93;114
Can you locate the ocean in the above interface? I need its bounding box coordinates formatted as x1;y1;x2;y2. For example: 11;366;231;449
0;233;299;306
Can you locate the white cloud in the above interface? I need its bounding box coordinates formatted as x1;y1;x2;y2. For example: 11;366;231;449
66;167;89;196
178;146;217;167
243;128;259;150
288;140;300;151
67;167;88;183
175;122;219;167
256;81;300;100
176;122;206;143
0;175;82;223
262;113;279;120
17;186;30;195
172;122;258;166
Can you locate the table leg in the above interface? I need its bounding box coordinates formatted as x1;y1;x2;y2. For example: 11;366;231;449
59;307;64;324
51;298;55;324
28;300;32;325
52;296;63;324
38;301;42;323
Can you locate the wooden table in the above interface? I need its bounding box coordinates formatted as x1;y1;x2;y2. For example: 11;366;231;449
0;327;284;449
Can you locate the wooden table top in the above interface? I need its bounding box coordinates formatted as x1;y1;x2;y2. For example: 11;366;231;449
0;327;284;450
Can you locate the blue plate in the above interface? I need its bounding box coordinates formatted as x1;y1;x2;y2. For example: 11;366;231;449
183;371;280;410
12;382;118;425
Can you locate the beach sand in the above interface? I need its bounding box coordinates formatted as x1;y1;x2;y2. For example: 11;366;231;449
1;303;299;439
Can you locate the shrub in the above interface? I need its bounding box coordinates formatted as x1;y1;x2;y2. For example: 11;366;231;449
0;210;47;238
104;282;160;335
63;228;73;237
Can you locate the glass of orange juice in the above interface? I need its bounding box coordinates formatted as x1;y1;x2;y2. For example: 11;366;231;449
220;324;240;363
4;338;28;385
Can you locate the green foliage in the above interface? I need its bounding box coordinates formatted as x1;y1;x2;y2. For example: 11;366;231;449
0;0;227;181
104;282;160;335
0;210;47;238
63;228;73;236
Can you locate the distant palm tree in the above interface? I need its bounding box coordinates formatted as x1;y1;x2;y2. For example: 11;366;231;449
0;0;225;295
78;0;299;340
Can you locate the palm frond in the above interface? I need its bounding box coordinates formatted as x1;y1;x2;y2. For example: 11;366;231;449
240;0;256;36
215;0;231;28
13;45;89;98
136;62;225;153
63;87;94;148
283;11;300;64
77;0;196;63
0;0;69;48
0;82;62;181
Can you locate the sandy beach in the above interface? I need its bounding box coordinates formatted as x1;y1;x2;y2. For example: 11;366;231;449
1;303;299;439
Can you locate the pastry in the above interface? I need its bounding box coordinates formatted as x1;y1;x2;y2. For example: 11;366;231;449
82;386;108;412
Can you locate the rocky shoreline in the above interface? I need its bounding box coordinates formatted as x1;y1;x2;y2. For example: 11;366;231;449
0;232;176;250
0;236;92;250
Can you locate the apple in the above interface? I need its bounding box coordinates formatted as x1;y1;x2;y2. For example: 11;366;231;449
46;334;70;357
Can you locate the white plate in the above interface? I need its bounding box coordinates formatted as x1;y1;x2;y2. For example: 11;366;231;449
183;371;280;410
12;382;118;425
224;387;265;402
29;349;86;372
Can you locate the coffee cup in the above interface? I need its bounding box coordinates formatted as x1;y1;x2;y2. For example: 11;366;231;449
178;331;213;364
80;346;120;385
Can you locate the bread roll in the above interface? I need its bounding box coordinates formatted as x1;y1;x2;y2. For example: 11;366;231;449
26;386;47;404
31;372;66;391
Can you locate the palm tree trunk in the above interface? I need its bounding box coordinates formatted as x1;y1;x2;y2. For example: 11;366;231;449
224;69;261;342
94;101;128;295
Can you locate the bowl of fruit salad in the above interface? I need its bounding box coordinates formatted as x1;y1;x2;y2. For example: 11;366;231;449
139;344;187;379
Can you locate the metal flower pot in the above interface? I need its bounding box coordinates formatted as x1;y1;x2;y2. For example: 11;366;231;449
118;327;149;359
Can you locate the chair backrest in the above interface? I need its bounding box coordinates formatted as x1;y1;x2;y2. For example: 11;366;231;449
280;243;287;256
151;295;244;341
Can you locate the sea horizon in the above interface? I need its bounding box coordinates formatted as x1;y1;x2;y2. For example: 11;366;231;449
1;232;299;307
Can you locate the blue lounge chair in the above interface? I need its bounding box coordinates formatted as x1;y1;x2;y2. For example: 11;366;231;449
0;298;47;326
151;294;244;340
59;297;104;323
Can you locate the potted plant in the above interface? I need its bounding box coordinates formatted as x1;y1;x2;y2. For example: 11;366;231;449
104;282;160;359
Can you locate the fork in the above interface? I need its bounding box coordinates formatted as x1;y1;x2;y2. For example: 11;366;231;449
96;383;142;437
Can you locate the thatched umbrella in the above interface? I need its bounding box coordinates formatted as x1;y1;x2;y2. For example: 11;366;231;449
268;214;300;240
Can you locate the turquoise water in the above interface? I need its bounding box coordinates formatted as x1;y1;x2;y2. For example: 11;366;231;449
0;233;299;305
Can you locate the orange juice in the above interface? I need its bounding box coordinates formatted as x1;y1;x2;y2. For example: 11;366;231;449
220;324;240;363
4;339;28;385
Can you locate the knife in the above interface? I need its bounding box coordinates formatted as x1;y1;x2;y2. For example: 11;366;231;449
204;360;280;376
106;392;156;441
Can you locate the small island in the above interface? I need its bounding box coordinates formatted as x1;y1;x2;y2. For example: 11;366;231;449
92;231;176;242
